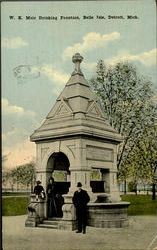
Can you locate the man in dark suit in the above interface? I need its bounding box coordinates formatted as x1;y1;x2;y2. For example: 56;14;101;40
72;182;90;234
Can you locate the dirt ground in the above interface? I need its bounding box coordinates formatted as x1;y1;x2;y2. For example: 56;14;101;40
2;215;157;250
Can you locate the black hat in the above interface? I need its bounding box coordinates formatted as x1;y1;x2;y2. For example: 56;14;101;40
77;182;82;187
36;180;41;184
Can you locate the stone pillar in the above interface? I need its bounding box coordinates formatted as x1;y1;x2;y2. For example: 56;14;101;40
25;194;46;227
67;172;70;182
69;169;91;192
102;170;110;193
67;138;92;194
35;170;52;218
58;204;77;231
65;167;94;203
109;170;121;202
109;146;121;202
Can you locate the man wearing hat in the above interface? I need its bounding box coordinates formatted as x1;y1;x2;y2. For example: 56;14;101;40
34;180;44;200
72;182;90;234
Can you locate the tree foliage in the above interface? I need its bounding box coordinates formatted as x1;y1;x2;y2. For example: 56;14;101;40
2;171;10;188
90;60;156;183
15;163;35;187
126;126;156;184
2;162;36;191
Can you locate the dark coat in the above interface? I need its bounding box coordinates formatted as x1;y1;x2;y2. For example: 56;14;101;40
34;185;44;195
46;183;56;198
72;189;90;210
46;183;57;217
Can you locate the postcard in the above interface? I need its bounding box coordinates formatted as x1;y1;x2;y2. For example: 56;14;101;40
2;1;157;250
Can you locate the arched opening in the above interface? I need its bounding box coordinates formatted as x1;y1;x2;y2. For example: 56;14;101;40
47;152;70;194
46;152;70;218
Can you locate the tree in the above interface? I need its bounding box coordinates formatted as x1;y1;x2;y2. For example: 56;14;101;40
2;170;10;189
2;162;36;192
126;125;156;198
8;169;17;191
16;162;36;191
90;60;156;195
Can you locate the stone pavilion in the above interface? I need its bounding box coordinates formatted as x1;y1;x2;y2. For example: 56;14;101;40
25;53;129;230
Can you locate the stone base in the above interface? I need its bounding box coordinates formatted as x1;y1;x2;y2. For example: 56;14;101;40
57;201;129;230
58;220;77;231
88;218;128;228
25;215;40;227
57;203;77;231
25;194;46;227
27;200;130;230
87;202;130;228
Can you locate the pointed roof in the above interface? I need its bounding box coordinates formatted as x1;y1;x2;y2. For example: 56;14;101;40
30;53;122;143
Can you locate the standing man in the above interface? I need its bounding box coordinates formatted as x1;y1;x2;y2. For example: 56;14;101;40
72;182;90;234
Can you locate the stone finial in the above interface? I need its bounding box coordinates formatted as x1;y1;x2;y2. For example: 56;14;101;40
72;53;84;76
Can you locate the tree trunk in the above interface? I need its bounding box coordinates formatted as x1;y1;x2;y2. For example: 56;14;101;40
152;183;156;200
31;181;33;193
124;180;127;195
135;183;138;195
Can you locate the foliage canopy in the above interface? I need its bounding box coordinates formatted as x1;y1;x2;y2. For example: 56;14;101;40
90;60;156;183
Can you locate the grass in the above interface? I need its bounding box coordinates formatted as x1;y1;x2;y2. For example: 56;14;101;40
2;194;157;216
121;194;157;216
2;192;30;196
2;197;29;216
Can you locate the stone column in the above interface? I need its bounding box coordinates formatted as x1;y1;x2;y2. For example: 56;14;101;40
33;170;50;218
109;170;121;202
109;146;121;202
58;204;77;231
69;168;92;193
101;170;110;193
72;138;92;190
64;138;94;203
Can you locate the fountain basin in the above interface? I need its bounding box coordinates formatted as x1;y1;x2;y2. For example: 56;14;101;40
87;201;130;228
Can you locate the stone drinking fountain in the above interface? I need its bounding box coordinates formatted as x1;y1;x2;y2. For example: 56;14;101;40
25;53;129;230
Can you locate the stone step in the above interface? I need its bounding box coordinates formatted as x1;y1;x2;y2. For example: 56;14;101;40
47;217;62;221
37;217;62;229
42;220;59;225
37;223;58;229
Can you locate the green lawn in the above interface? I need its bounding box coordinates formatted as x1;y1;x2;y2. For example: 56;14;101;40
2;194;157;216
2;192;30;196
121;195;157;215
2;197;29;216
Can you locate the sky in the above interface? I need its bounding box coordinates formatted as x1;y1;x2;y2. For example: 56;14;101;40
2;0;157;169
